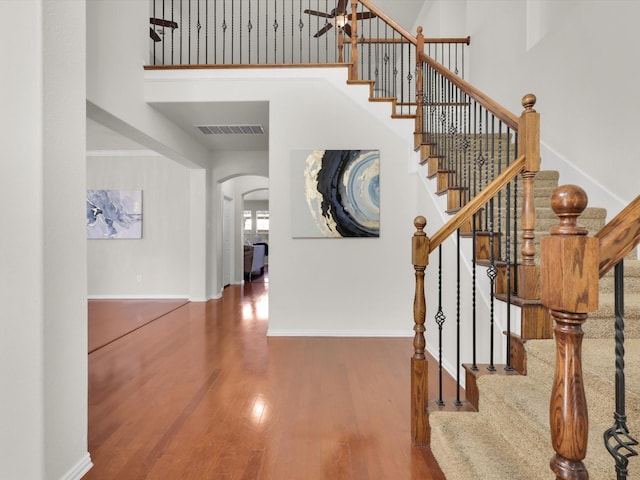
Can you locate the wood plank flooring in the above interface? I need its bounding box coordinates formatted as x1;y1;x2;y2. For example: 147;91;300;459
88;299;189;353
84;279;451;479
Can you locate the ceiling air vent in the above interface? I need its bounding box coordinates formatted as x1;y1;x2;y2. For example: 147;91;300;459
196;124;265;135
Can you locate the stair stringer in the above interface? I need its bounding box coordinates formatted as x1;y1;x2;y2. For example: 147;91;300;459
415;160;521;391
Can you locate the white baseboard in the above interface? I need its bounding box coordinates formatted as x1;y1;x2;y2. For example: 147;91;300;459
87;294;189;300
60;453;92;480
266;329;412;337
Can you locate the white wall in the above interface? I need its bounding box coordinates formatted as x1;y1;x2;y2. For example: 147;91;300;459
1;1;90;479
87;154;191;298
86;0;209;169
415;0;637;217
145;68;418;335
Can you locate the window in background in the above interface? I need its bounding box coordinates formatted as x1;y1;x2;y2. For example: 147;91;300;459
243;210;253;244
255;210;269;244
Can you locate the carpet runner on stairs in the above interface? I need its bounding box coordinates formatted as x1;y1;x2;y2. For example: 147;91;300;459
430;258;640;479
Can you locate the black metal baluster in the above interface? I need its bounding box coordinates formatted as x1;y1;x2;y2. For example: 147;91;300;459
299;1;303;64
248;1;253;64
204;0;207;63
502;120;514;371
283;0;287;63
461;40;465;78
152;0;157;65
323;0;328;63
470;98;478;371
188;0;191;63
170;0;175;64
454;40;459;76
407;46;413;116
211;0;214;64
264;0;268;63
435;245;446;406
257;0;261;64
455;228;462;406
492;116;501;261
196;0;200;64
162;0;165;64
512;130;519;295
220;0;225;63
604;260;639;480
383;32;388;97
273;1;278;64
282;3;287;64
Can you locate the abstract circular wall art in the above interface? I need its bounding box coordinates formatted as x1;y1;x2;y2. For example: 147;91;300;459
291;149;380;238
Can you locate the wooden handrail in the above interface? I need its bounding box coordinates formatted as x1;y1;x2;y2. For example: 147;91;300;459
425;36;471;45
143;63;351;70
418;50;519;131
359;0;417;45
595;195;640;277
356;36;471;45
429;155;526;252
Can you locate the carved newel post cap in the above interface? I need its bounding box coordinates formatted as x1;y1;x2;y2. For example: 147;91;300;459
522;93;537;111
550;185;588;235
412;216;429;267
414;215;427;233
417;26;423;35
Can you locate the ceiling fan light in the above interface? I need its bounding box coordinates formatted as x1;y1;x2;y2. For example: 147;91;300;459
335;14;347;28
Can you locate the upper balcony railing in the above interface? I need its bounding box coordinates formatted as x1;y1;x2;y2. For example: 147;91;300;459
148;0;470;117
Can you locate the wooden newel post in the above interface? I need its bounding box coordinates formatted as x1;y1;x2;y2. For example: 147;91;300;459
541;185;599;480
412;215;430;445
349;0;359;80
518;93;541;300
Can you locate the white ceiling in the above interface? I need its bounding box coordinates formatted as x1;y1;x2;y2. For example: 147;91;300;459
87;1;425;154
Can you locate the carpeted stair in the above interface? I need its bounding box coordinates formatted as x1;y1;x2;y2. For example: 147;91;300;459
430;254;640;479
429;166;640;478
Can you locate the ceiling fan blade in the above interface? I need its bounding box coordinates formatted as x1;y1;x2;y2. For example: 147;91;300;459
342;23;352;37
149;27;162;42
348;12;377;20
336;0;348;15
314;23;334;38
150;17;178;29
303;9;333;19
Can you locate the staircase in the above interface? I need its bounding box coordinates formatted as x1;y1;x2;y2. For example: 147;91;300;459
413;110;638;477
426;180;640;479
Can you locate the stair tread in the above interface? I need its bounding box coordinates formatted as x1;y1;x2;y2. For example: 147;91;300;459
430;410;545;480
432;339;640;479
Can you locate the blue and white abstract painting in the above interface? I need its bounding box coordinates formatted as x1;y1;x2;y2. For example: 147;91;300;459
87;190;143;239
291;150;380;238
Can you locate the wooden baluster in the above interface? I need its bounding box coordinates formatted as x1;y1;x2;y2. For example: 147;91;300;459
412;215;430;445
541;185;599;480
415;27;425;146
518;93;541;299
349;0;359;81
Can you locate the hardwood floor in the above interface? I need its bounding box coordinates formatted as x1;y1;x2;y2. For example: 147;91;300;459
85;279;449;479
88;299;188;353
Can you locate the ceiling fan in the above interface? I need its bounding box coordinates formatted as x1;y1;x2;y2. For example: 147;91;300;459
304;0;376;38
149;17;179;42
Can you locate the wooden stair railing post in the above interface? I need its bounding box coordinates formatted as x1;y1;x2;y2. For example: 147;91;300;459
412;215;430;445
415;27;425;144
349;0;359;81
517;93;541;300
541;185;599;480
